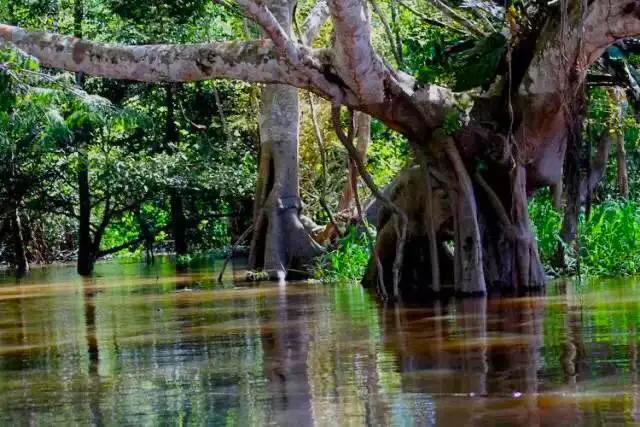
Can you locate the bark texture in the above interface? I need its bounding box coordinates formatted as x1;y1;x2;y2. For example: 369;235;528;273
248;0;322;279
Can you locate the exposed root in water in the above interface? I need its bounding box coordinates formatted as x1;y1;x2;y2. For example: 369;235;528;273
331;105;408;300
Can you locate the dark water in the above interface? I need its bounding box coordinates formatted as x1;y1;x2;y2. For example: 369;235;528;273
0;259;639;425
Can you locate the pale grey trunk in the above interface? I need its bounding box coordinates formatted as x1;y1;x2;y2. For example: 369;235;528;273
248;0;322;279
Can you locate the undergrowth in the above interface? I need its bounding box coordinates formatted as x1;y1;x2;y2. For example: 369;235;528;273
530;196;640;276
313;226;373;283
316;197;640;283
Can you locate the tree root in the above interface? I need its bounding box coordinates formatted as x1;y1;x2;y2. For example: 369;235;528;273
440;133;486;294
332;104;408;299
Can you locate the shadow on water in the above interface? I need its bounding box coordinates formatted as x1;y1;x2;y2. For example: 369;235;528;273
0;260;640;425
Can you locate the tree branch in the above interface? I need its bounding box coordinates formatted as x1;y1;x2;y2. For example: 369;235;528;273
369;0;403;68
235;0;345;101
327;0;389;104
0;24;324;89
430;0;485;38
396;0;468;36
301;0;330;45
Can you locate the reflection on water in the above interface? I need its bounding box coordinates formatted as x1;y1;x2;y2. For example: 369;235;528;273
0;259;640;425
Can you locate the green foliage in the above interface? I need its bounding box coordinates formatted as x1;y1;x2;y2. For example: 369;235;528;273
314;226;374;283
528;193;562;268
530;194;640;277
580;201;640;276
413;32;506;91
442;109;463;135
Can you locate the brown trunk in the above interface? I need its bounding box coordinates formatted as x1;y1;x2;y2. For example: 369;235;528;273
556;118;583;270
338;113;371;213
164;85;189;256
170;191;188;256
74;0;94;277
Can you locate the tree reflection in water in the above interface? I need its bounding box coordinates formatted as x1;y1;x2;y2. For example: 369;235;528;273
0;263;639;425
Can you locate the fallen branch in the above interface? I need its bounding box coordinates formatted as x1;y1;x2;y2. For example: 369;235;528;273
217;225;254;283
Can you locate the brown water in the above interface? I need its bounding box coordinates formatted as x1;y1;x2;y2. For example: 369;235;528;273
0;258;639;425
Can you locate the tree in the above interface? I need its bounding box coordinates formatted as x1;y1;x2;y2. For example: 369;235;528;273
2;0;640;296
247;0;327;279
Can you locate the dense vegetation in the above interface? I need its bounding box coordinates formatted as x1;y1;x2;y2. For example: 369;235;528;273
2;0;640;291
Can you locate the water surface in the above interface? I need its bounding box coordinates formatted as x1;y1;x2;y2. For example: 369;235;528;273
0;259;639;425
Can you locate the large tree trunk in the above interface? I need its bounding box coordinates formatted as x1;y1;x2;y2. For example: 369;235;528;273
248;83;322;279
248;0;322;280
363;165;545;296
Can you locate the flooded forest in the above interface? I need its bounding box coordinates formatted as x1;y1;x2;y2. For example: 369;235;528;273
2;0;640;424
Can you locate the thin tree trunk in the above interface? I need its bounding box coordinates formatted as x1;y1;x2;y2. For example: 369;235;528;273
170;190;188;256
77;150;94;276
74;0;94;276
165;84;189;256
338;112;371;213
616;130;629;199
556;117;584;270
11;206;29;276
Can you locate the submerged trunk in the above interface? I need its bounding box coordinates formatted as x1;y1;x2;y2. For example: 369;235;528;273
247;0;322;280
170;190;188;256
77;149;94;276
363;136;545;297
